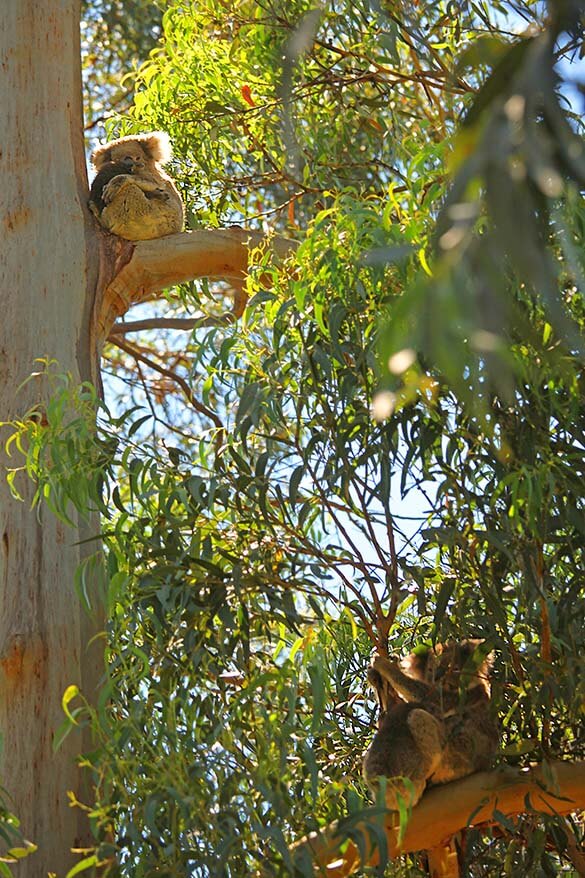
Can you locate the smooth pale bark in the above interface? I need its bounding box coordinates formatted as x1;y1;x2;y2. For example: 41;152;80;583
295;761;585;876
0;2;102;874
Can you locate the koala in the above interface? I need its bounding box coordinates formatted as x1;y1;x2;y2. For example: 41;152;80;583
89;132;184;241
90;160;137;214
362;691;446;810
363;640;498;809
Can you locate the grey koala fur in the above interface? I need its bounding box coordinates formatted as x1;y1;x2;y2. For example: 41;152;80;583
89;160;169;215
89;132;184;241
363;639;498;809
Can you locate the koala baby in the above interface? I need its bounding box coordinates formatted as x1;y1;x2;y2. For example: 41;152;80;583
90;160;141;214
363;640;498;809
89;132;184;241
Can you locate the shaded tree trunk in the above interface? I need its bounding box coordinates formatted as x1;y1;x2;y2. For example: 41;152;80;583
0;1;103;874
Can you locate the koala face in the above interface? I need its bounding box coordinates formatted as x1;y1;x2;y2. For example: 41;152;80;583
109;142;148;172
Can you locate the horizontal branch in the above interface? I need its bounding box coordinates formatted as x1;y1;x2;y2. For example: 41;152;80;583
295;761;585;877
109;309;247;337
93;228;297;347
110;317;200;334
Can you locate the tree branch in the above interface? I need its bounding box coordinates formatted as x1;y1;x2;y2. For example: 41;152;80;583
111;335;225;454
293;761;585;877
110;317;200;334
92;227;297;347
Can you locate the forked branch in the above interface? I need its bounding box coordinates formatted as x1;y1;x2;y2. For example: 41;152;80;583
92;227;297;347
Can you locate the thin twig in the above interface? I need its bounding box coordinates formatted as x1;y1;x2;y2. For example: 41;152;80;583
111;336;225;454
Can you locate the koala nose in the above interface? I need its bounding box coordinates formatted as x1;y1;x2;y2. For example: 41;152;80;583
123;156;144;171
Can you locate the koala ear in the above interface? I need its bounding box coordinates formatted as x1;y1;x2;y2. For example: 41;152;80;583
141;131;173;164
91;144;112;169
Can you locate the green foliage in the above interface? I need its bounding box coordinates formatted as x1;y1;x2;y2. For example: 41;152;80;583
0;779;37;877
11;0;585;875
380;27;585;410
2;360;117;525
82;0;164;137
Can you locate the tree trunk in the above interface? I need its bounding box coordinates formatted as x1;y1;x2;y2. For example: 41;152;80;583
0;2;102;874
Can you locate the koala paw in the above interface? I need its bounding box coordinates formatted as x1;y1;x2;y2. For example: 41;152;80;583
102;174;134;204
